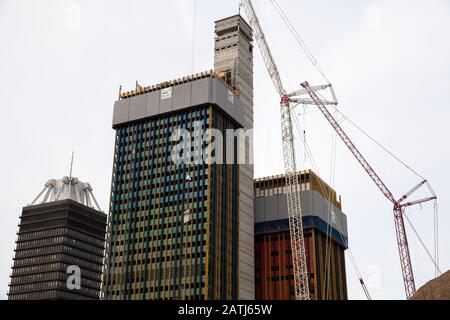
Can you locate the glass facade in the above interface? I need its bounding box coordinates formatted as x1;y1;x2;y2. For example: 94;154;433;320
103;104;241;300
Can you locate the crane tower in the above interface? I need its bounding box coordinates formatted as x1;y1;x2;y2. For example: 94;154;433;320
240;0;337;300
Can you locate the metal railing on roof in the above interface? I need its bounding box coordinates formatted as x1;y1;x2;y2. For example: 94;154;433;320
119;70;239;100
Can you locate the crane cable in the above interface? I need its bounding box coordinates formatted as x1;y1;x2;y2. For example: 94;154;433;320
324;109;342;299
318;98;441;275
298;107;343;299
245;0;347;298
270;0;330;84
323;115;340;300
267;1;368;297
271;0;439;289
434;200;439;277
294;108;333;300
320;93;428;182
293;110;372;300
271;0;438;209
270;0;434;191
404;214;442;275
267;2;341;297
191;0;197;74
292;109;372;300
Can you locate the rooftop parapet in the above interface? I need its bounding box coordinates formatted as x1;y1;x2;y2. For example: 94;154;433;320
255;170;342;209
113;70;249;128
118;70;239;101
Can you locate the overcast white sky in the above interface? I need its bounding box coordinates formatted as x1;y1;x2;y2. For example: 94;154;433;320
0;0;448;300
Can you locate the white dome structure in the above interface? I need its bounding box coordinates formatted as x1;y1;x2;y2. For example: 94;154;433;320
30;177;102;211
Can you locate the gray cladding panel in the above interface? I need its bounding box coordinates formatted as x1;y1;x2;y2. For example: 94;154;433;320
255;190;348;238
236;107;245;127
113;77;246;127
146;91;160;117
112;99;130;126
265;196;279;222
313;191;326;219
300;192;313;216
341;214;348;236
173;83;192;109
191;78;212;106
129;95;147;122
278;195;288;220
212;79;238;122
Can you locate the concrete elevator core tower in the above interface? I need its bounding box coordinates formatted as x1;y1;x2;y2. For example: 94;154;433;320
214;15;255;300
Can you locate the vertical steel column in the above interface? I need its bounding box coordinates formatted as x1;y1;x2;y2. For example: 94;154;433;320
280;97;310;300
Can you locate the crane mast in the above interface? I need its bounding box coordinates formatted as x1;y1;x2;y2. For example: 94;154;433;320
240;0;285;96
241;0;310;300
241;0;337;300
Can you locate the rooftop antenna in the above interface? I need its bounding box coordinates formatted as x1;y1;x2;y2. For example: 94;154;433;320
69;151;75;181
69;151;74;195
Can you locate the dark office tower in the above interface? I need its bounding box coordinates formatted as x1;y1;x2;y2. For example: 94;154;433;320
214;15;255;300
8;177;107;300
254;171;348;300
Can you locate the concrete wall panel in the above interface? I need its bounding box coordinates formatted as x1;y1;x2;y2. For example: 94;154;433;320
146;91;160;117
255;190;348;238
300;191;313;216
129;95;147;122
191;78;211;106
173;83;192;109
112;99;130;126
278;195;288;220
114;78;247;128
264;196;279;222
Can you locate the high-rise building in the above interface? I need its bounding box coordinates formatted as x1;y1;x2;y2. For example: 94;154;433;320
102;15;254;301
214;14;255;300
254;171;348;300
8;177;107;300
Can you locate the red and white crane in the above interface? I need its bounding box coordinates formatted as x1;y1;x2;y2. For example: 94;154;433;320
301;81;437;299
242;0;438;300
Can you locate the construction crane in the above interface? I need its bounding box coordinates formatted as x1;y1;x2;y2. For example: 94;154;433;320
301;81;438;299
240;0;338;300
241;0;438;300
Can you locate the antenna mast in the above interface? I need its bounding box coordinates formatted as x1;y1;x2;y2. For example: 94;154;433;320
69;151;74;195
